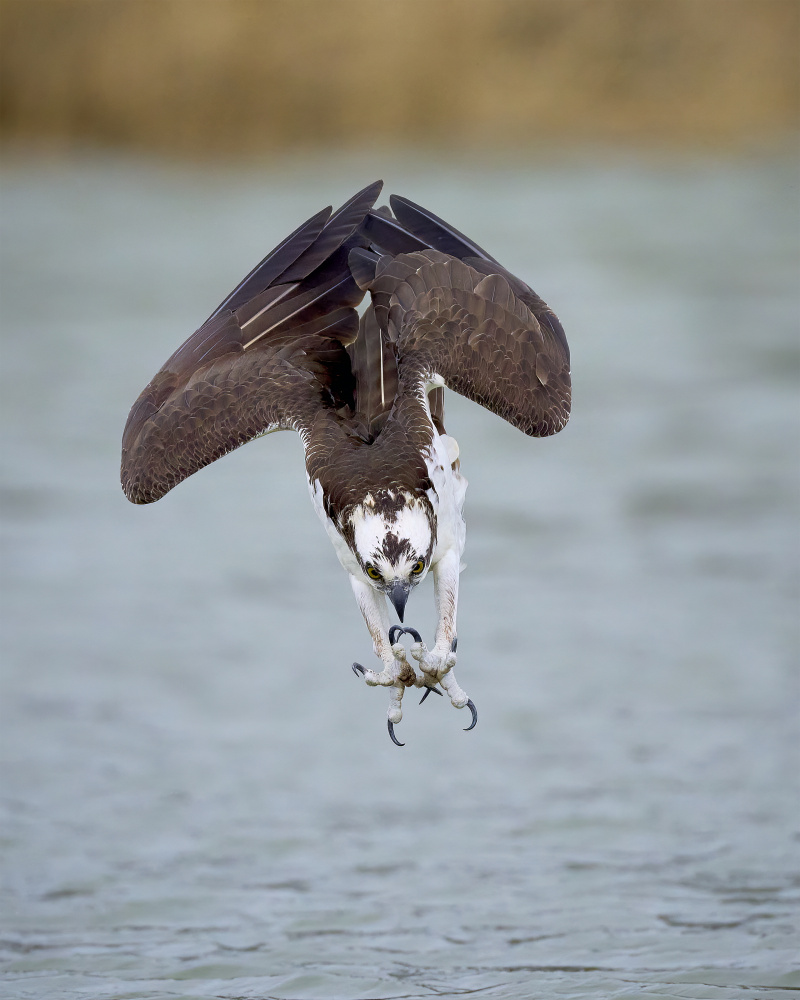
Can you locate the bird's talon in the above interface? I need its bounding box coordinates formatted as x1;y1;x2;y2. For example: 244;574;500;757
419;685;444;705
387;719;405;747
463;698;478;731
352;662;366;677
389;625;423;646
389;625;422;646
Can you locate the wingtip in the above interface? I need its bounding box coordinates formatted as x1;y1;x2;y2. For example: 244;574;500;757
347;179;383;210
388;193;498;263
357;179;384;212
388;192;421;216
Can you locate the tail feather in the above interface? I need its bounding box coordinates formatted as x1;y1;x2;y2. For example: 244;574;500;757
347;304;398;439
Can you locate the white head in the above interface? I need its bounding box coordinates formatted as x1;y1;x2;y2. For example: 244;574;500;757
345;490;435;620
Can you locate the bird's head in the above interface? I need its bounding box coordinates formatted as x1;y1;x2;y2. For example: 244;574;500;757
346;490;436;621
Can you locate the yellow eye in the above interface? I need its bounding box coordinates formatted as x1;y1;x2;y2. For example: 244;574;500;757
366;565;381;580
411;560;424;575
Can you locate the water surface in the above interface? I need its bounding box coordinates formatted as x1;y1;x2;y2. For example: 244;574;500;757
1;152;798;998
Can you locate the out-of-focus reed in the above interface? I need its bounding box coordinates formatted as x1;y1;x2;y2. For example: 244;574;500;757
1;0;797;155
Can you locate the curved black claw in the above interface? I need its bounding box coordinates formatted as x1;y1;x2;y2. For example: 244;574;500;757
352;662;366;677
419;685;444;705
463;698;478;731
389;625;423;645
387;719;405;747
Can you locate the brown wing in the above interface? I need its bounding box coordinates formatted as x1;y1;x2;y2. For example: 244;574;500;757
393;251;570;436
351;195;570;437
364;194;568;364
345;303;399;442
121;181;382;503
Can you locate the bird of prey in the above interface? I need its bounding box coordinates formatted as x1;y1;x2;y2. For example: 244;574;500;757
121;181;571;745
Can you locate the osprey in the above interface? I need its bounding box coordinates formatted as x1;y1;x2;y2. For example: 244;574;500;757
121;181;571;745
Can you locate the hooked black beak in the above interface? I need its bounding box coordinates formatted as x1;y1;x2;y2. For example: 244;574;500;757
388;580;411;622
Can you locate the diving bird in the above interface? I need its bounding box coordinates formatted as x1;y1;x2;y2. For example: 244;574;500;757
121;181;571;745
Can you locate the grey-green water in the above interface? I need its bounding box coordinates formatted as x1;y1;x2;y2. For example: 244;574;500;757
1;152;798;999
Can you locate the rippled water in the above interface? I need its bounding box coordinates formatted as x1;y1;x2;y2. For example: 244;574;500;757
1;151;798;998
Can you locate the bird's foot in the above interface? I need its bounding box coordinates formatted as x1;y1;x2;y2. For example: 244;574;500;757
388;627;444;702
410;636;477;729
351;632;417;690
352;632;420;743
409;635;457;684
352;660;408;745
352;631;476;745
436;671;477;729
351;661;395;687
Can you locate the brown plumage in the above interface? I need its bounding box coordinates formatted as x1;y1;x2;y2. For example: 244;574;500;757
122;182;570;515
121;181;382;505
121;181;571;743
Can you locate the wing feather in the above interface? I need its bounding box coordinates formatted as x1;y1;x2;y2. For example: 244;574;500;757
362;209;428;257
121;183;383;504
205;208;330;323
123;184;569;506
278;180;384;283
359;235;570;437
464;256;569;362
346;304;398;440
389;194;499;264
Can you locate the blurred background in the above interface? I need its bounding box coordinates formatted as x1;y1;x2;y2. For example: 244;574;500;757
1;2;798;998
1;0;798;153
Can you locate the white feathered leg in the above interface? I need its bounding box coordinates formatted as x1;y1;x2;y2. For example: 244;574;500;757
349;575;416;726
410;548;472;716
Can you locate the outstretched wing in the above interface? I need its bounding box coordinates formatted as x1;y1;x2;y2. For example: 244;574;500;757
351;196;570;437
121;181;383;504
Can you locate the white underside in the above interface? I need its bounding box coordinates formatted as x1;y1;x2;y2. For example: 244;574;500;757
307;423;467;582
423;432;467;570
306;383;471;721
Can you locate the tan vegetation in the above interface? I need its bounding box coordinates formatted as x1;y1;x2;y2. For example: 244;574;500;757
1;0;797;154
